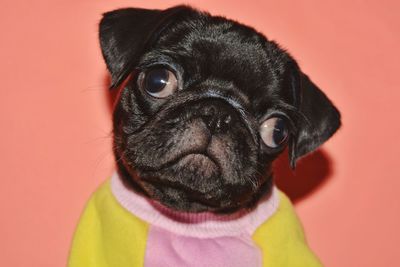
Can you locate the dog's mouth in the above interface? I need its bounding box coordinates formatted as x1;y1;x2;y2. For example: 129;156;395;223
176;153;220;176
138;151;222;193
138;150;220;174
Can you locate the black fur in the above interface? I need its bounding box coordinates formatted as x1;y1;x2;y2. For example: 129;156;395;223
99;5;341;213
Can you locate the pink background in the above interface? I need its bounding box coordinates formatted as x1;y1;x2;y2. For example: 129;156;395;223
1;0;399;266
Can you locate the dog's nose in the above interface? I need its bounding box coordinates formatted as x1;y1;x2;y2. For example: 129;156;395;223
200;103;235;133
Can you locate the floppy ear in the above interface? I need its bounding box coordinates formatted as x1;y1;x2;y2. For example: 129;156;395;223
288;67;341;168
99;5;194;88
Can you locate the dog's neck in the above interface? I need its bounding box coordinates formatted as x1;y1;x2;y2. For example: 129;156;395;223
110;172;280;238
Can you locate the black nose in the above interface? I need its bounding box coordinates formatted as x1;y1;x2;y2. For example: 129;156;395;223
200;102;235;133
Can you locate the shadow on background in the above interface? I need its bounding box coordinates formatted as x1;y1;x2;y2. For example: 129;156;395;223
274;149;333;204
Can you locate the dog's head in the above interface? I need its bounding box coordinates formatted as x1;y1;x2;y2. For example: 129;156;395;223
99;6;341;213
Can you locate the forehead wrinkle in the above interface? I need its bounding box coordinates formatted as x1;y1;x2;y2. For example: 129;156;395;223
156;17;269;62
145;17;288;115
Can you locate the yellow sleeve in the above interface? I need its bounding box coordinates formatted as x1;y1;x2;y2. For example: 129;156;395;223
68;180;149;267
253;191;323;267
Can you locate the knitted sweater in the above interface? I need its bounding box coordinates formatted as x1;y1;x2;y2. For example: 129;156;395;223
68;173;322;267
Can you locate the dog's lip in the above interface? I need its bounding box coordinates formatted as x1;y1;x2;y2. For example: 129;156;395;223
142;172;220;199
137;150;221;172
178;151;221;170
179;152;219;166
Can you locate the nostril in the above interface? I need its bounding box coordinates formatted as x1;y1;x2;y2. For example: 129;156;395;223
223;114;232;125
201;105;218;129
203;105;217;117
199;102;236;133
203;114;214;128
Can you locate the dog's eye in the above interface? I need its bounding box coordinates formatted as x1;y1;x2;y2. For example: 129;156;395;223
141;68;178;98
260;117;289;148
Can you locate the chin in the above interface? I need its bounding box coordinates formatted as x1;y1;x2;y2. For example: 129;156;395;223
116;152;273;213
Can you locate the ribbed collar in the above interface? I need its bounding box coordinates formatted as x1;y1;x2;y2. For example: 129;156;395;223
111;172;279;238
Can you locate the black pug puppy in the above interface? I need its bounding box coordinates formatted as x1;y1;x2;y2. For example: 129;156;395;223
69;5;340;267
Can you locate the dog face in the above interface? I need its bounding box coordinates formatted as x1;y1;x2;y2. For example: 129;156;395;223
99;6;341;213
